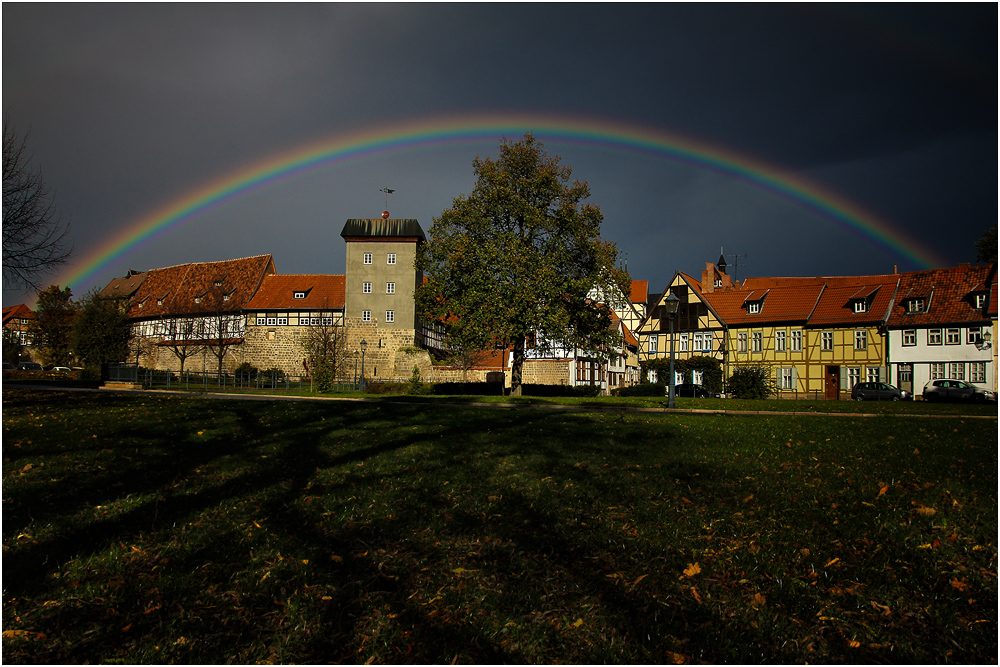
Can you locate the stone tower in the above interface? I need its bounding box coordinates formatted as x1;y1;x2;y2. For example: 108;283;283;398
340;218;426;379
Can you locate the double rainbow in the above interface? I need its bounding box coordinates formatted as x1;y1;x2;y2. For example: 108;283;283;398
59;113;943;290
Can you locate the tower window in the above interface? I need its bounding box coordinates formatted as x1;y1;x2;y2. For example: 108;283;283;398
363;253;372;265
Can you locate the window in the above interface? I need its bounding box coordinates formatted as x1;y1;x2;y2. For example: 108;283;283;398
779;367;795;390
694;331;712;351
294;292;305;299
928;329;942;345
714;278;722;288
679;333;689;352
853;300;867;313
321;317;334;326
266;317;277;326
647;335;658;354
902;329;916;346
848;367;861;388
748;301;761;314
300;317;310;326
791;330;802;352
692;369;704;385
137;302;144;309
898;364;913;386
194;297;201;304
970;362;986;383
945;328;961;345
752;331;762;353
974;294;986;309
854;330;867;351
363;253;372;265
363;282;372;294
310;317;321;326
386;282;395;294
385;310;394;323
362;310;371;322
214;280;222;287
930;362;946;380
949;362;965;381
821;331;833;351
387;253;396;265
967;327;983;345
157;299;163;306
907;299;924;314
775;330;787;352
866;366;881;382
256;317;266;326
223;294;230;302
277;317;287;326
737;332;748;353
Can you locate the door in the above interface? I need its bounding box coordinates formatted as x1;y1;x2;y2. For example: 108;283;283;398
825;365;840;400
898;364;913;394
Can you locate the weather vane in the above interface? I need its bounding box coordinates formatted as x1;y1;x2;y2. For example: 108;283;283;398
379;187;394;219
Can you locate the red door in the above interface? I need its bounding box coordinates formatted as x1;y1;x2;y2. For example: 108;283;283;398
825;365;840;400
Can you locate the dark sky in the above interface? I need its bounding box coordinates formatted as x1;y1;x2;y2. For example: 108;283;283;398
4;3;996;307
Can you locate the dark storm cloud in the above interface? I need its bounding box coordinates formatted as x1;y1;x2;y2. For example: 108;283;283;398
3;3;995;306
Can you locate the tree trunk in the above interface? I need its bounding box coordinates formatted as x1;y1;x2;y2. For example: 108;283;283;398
510;335;526;396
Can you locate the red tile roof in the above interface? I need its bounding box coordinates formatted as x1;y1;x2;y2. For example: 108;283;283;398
244;274;346;310
703;284;825;325
808;276;899;326
885;263;996;327
98;271;147;299
2;304;36;326
630;280;648;304
127;255;275;319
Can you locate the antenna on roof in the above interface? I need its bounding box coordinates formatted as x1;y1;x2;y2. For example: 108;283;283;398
379;187;394;219
727;252;747;283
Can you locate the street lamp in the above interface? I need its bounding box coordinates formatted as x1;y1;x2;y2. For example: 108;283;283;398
976;329;993;351
664;292;681;408
360;339;368;392
353;350;359;387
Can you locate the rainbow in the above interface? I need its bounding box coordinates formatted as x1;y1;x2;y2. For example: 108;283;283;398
58;113;944;290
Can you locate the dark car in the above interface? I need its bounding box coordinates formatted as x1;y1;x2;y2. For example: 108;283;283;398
922;379;997;402
851;381;910;401
17;362;43;371
673;383;713;398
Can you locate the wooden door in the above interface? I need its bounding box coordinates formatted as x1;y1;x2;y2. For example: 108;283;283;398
825;365;840;400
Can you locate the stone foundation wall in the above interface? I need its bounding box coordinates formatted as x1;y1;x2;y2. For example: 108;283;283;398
520;359;572;387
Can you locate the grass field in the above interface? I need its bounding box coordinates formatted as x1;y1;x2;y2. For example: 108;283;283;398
3;388;996;663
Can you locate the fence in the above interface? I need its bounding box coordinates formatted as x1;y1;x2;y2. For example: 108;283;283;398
106;363;362;392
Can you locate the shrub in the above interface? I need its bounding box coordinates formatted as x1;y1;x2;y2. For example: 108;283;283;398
728;364;776;399
520;384;601;398
234;362;259;380
364;381;408;395
313;361;336;393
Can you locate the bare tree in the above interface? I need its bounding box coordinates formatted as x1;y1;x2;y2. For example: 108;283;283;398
202;282;244;380
444;334;491;382
301;312;347;390
3;117;71;291
159;312;206;374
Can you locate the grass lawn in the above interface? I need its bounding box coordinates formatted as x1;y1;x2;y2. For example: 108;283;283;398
3;388;996;664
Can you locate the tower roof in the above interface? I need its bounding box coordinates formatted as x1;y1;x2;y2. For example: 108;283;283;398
340;218;425;241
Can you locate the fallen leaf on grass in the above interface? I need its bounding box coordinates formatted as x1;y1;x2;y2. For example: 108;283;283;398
665;651;689;664
750;593;766;608
690;586;702;603
915;507;936;517
571;618;584;628
633;574;648;586
951;578;968;592
683;562;701;577
877;485;888;498
849;640;861;648
2;630;47;641
825;557;840;567
870;601;891;616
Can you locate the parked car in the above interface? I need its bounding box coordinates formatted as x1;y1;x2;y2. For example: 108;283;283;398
922;379;997;402
673;383;714;398
851;382;910;401
17;362;43;371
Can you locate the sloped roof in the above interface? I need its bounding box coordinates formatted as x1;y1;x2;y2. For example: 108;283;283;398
2;303;36;325
127;255;275;319
739;274;898;289
98;271;147;299
885;263;996;327
808;276;899;326
244;274;346;310
703;284;824;325
630;280;648;304
340;218;425;241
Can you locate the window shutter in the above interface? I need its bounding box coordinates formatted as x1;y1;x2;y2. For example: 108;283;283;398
792;367;798;388
879;366;886;382
840;367;848;391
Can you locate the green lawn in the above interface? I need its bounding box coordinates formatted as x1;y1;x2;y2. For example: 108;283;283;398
3;388;996;664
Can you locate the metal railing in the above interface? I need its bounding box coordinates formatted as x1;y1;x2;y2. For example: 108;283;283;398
106;363;363;392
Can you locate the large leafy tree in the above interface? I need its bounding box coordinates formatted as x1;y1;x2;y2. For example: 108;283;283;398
27;284;76;367
975;224;996;263
72;289;133;370
416;134;627;395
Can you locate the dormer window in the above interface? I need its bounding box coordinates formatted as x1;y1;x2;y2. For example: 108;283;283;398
853;300;868;313
973;293;986;309
194;297;201;304
157;299;163;306
214;280;223;287
137;302;144;309
294;291;306;299
714;278;722;288
223;294;230;302
748;302;761;314
907;298;924;314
